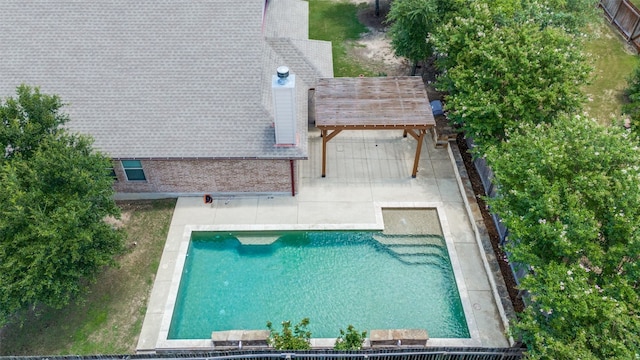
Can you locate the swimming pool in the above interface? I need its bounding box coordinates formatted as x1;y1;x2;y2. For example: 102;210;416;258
167;230;470;339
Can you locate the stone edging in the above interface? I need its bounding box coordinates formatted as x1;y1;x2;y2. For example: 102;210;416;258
447;141;516;345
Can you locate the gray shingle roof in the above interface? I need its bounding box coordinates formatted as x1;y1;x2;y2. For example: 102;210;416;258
263;0;309;40
0;0;333;159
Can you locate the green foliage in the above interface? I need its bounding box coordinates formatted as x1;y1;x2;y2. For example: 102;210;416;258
515;262;640;359
433;8;590;150
266;318;312;350
334;325;367;350
623;64;640;133
485;115;640;358
431;2;502;76
387;0;438;65
0;85;124;326
0;85;68;160
486;115;640;271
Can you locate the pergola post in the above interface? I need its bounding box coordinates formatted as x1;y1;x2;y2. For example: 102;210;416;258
321;129;342;177
321;129;327;177
411;130;426;178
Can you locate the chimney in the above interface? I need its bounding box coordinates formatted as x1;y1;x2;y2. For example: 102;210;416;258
272;66;296;145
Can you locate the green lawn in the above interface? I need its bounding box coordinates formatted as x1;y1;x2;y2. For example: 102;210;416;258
0;199;176;355
583;19;639;125
309;0;375;77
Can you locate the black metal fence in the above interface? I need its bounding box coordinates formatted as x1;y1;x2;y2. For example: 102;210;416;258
0;348;525;360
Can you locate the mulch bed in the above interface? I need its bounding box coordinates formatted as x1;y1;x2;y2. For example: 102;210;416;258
456;133;525;313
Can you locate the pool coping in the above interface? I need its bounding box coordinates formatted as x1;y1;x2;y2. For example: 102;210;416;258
154;202;482;351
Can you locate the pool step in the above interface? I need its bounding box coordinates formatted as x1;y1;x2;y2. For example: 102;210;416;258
392;253;449;267
386;244;444;256
381;243;449;267
372;234;444;246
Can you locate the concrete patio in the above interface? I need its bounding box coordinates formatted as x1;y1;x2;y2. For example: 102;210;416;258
136;127;513;353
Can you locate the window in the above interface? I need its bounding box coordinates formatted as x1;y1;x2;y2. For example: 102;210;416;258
122;160;146;181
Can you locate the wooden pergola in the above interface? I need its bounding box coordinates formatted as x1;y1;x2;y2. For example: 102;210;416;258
314;76;436;178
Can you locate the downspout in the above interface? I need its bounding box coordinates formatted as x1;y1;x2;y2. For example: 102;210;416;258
290;160;296;196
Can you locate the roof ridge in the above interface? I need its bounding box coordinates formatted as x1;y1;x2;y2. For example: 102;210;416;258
265;37;325;81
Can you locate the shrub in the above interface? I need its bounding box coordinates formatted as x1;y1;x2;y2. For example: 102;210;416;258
334;325;367;350
623;65;640;133
266;318;311;350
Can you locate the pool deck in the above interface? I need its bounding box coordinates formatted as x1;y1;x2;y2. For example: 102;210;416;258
136;128;514;353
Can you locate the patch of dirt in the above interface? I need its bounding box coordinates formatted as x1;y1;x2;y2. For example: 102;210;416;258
346;0;411;76
348;30;411;76
104;211;131;229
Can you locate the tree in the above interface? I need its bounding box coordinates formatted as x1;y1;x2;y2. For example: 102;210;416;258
515;262;640;359
0;85;68;159
432;8;590;150
266;318;312;350
0;85;124;326
486;116;640;272
387;0;438;75
431;2;499;72
484;115;640;358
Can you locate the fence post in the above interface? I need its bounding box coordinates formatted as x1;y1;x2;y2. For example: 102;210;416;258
629;18;640;40
613;0;624;21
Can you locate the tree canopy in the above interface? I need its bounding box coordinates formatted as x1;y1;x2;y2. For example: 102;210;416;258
388;0;598;76
431;3;590;150
485;116;640;358
0;85;124;325
387;0;439;73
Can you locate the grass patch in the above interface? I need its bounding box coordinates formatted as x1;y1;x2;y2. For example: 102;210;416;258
0;199;176;355
583;19;639;125
309;0;375;77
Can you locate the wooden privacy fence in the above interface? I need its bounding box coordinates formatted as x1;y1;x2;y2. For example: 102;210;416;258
600;0;640;50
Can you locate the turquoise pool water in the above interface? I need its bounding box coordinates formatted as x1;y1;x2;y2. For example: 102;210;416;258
168;231;469;339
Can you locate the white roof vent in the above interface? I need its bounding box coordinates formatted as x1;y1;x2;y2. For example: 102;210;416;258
277;66;290;85
272;66;296;145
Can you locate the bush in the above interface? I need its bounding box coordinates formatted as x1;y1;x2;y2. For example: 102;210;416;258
334;325;367;350
266;318;311;350
623;65;640;133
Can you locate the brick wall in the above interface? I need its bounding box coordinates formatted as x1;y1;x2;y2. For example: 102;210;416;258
112;159;296;194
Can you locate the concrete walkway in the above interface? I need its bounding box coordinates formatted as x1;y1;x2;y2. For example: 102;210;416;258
136;128;512;353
